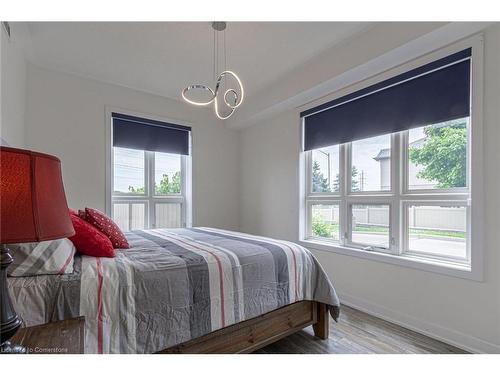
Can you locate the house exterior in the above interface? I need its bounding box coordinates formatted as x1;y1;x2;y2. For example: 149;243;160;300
373;138;436;190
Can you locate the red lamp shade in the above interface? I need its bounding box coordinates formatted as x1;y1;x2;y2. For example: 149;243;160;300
0;146;75;244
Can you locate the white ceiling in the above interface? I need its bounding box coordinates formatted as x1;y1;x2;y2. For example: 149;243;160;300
24;22;372;103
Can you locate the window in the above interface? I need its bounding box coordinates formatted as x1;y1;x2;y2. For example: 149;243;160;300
300;45;479;275
154;151;182;195
108;112;191;231
310;203;340;240
112;202;146;231
352;135;391;192
405;204;467;260
113;147;145;195
407;120;467;191
304;119;470;267
350;204;390;250
111;149;188;231
311;145;340;193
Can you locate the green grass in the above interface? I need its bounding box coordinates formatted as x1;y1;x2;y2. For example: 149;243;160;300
409;228;465;239
353;225;388;234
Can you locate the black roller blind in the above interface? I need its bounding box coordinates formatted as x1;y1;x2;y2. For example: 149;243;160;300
112;113;191;155
302;48;471;151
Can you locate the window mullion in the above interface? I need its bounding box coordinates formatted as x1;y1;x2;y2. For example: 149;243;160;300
146;151;154;228
304;151;311;198
340;143;349;245
391;132;402;255
181;155;186;227
304;151;311;238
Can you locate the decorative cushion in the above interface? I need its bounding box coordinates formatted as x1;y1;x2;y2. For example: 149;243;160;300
84;208;129;249
68;212;115;257
7;238;76;277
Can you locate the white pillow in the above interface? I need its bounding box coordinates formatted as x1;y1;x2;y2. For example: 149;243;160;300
7;238;76;277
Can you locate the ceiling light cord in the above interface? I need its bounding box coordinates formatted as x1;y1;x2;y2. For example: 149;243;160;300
212;28;216;83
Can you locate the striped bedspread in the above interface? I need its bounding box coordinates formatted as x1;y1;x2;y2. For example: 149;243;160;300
8;227;340;354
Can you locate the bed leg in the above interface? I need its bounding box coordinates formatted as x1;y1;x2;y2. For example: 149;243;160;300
313;302;329;339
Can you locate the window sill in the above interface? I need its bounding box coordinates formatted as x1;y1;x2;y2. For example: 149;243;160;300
299;239;482;281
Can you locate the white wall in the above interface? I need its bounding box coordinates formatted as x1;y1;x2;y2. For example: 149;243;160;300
0;24;27;147
240;110;301;240
24;64;240;231
239;23;500;353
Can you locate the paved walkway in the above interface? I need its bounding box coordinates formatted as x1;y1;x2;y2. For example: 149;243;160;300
352;233;466;258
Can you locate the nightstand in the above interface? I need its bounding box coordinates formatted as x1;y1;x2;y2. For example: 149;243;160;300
9;316;85;354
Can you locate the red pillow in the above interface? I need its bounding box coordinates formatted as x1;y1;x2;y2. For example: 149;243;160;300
84;208;129;249
68;212;115;258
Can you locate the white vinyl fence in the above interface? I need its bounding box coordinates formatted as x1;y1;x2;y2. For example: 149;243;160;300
408;206;465;232
352;207;388;226
112;202;182;231
113;202;146;231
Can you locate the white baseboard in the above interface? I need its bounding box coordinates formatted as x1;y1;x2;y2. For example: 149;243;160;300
338;293;500;354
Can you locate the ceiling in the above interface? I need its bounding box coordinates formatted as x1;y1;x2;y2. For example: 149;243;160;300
24;22;373;104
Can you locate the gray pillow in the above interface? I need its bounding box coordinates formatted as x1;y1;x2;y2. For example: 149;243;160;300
7;238;76;277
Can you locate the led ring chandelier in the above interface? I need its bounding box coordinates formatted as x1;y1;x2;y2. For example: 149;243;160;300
182;22;244;120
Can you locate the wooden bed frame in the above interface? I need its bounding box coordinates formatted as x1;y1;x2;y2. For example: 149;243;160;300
157;301;329;354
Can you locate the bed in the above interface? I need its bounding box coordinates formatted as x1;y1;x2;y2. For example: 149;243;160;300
7;227;340;354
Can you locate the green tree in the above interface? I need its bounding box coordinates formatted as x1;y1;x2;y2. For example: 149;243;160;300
351;166;360;192
128;185;145;193
155;171;181;194
125;171;181;194
409;121;467;188
312;161;330;192
332;166;360;192
332;174;340;192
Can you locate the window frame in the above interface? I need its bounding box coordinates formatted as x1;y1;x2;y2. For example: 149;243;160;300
299;35;484;281
347;134;394;195
106;107;193;230
402;200;470;264
347;202;393;254
307;200;342;242
401;120;470;196
153;150;184;197
111;199;148;232
111;148;148;197
307;146;342;196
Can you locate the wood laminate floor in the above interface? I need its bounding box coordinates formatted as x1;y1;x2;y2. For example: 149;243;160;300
256;305;468;354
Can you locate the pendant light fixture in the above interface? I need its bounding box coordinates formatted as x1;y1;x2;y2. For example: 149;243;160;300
182;22;244;120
